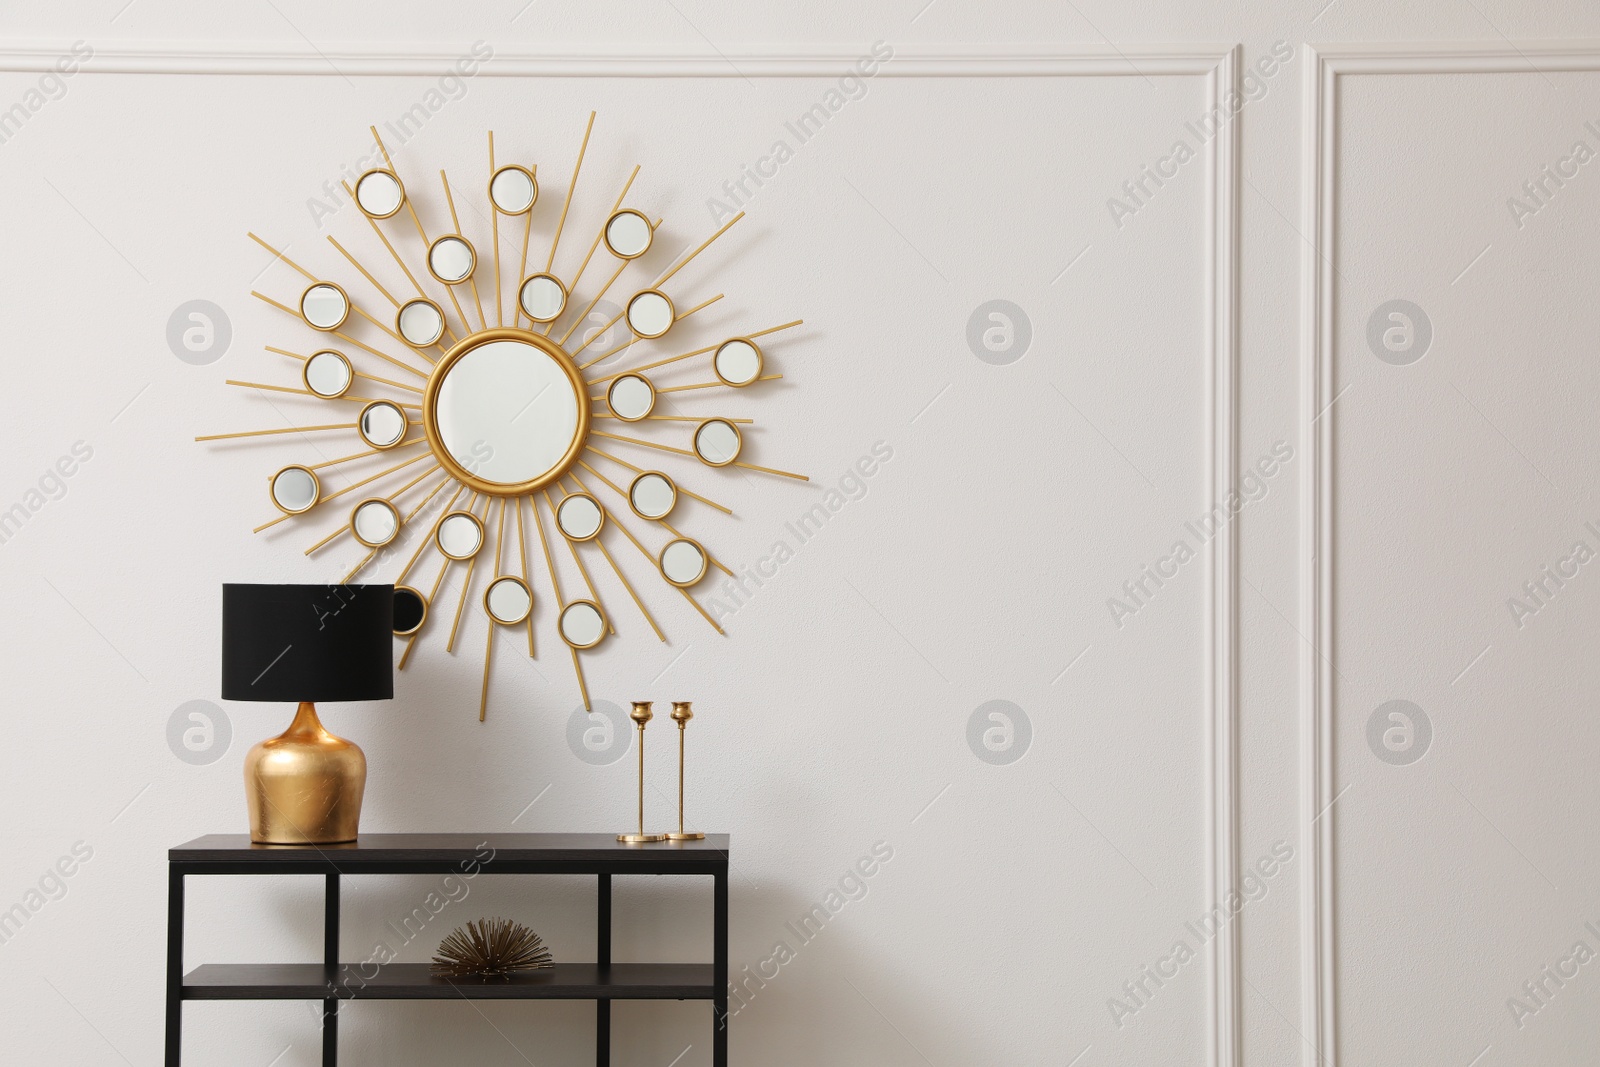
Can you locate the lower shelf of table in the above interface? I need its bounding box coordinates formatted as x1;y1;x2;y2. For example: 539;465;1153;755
182;963;717;1001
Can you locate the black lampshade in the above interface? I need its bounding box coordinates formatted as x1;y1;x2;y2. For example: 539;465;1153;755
222;584;394;703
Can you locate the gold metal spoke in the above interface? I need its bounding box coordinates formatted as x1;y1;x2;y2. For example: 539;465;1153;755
514;488;535;656
553;164;640;333
266;345;424;394
479;496;509;721
566;472;664;641
579;293;723;371
343;178;463;345
547;111;596;275
584;318;803;387
328;235;402;309
488;132;503;328
544;489;613;635
447;494;489;653
441;169;489;332
595;488;724;636
655;375;783;393
253;449;432;533
225;379;422;408
578;452;732;515
305;460;442;556
396;483;467;587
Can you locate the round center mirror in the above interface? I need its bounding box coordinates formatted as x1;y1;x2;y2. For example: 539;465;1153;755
425;330;589;494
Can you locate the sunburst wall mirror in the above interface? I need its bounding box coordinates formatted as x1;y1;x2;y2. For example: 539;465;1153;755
199;115;806;719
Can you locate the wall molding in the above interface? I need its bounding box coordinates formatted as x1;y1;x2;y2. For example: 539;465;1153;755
4;40;1241;1066
0;39;1238;77
1297;39;1600;1067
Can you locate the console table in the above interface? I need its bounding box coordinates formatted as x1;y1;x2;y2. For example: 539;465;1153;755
165;833;730;1066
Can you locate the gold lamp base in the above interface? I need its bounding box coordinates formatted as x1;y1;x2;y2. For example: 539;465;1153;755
617;833;669;844
245;701;366;845
667;832;705;841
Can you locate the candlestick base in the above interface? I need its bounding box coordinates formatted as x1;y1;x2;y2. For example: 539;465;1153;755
617;832;669;844
667;831;705;841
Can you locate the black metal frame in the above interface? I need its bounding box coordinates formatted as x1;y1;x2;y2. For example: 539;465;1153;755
164;833;730;1066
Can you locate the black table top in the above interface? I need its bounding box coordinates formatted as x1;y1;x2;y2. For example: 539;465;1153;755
169;833;730;874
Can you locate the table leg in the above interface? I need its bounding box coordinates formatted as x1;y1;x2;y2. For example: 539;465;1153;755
165;866;184;1067
713;868;727;1067
597;873;611;1066
324;873;339;1067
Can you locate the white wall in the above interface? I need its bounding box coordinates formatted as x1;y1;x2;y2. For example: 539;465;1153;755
1;4;1598;1067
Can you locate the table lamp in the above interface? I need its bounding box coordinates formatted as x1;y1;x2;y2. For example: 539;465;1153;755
222;583;393;844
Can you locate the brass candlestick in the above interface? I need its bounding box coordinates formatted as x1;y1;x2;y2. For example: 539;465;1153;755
618;701;667;844
667;701;705;841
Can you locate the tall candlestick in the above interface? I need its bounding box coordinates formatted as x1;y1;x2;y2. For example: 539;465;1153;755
667;701;705;841
618;701;667;843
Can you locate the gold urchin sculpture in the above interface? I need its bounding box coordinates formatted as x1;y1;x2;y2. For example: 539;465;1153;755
431;918;554;980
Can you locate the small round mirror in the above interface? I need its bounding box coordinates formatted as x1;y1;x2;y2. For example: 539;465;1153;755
397;299;445;347
352;498;400;547
693;418;742;466
301;283;350;331
626;290;675;339
393;585;428;635
555;493;604;541
628;471;677;520
518;274;567;323
354;169;405;218
436;511;485;559
485;575;534;625
714;338;764;387
659;538;709;587
303;350;353;398
359;401;408;449
271;465;320;514
606;374;655;422
559;600;607;649
489;165;538;215
604;209;653;259
428;236;476;284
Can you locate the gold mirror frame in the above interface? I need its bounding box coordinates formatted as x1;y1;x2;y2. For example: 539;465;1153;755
421;327;591;497
201;118;813;718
